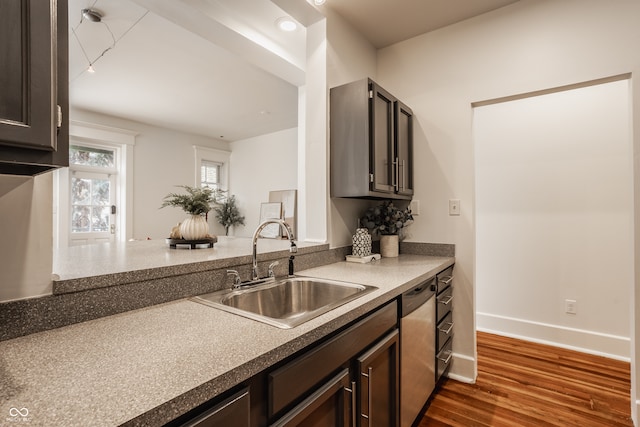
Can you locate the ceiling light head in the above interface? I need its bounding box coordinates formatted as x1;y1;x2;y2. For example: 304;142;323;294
314;0;326;5
82;8;102;23
276;16;297;32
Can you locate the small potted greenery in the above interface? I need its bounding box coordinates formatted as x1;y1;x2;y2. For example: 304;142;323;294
213;195;245;236
160;185;223;240
360;200;413;257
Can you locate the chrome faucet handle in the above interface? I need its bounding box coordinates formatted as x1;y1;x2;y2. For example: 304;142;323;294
227;270;242;288
268;261;279;278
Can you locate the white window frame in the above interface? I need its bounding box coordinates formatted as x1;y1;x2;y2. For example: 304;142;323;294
194;146;230;191
54;121;136;248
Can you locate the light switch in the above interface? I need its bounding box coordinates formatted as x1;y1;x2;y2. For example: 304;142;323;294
449;199;460;216
410;200;420;216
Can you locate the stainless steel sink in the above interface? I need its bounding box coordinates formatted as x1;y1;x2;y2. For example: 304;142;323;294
191;277;377;328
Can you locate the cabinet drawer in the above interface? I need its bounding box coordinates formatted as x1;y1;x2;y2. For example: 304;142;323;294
436;311;453;353
180;388;250;427
436;337;453;381
436;286;453;323
269;301;398;417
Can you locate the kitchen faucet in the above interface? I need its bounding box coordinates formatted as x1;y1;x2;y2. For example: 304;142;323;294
252;219;297;281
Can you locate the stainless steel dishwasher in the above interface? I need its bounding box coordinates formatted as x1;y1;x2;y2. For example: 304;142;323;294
400;276;437;427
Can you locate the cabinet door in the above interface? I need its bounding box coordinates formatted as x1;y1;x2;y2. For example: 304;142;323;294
271;369;353;427
0;0;58;150
395;101;413;197
0;0;69;175
181;388;250;427
370;83;395;194
357;330;400;427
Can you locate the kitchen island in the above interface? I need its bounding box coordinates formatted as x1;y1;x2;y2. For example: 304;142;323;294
0;254;453;426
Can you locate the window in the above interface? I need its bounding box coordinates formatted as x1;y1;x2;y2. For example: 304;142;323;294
194;146;230;191
68;144;118;245
201;160;222;190
54;121;135;249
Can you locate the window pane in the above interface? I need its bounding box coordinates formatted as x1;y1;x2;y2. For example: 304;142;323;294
92;179;110;205
71;206;91;232
71;178;91;205
71;176;111;233
69;145;115;168
201;161;221;189
92;206;111;232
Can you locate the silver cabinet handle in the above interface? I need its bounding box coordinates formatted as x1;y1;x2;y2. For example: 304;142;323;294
361;367;373;424
439;275;453;285
438;321;454;335
394;157;399;191
439;295;453;305
438;350;453;364
344;381;356;427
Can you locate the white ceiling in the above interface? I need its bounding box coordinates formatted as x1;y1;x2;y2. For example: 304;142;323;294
319;0;522;48
68;0;521;142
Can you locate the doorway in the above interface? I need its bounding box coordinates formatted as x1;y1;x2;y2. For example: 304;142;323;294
473;77;633;359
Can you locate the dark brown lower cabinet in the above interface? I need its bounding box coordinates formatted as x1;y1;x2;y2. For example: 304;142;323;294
357;330;400;427
270;369;352;427
168;301;400;427
180;388;250;427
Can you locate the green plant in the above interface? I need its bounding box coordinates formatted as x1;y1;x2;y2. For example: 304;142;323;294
360;200;413;236
213;195;246;236
160;185;223;216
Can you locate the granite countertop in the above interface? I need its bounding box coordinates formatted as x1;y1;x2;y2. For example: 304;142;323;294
52;237;328;294
0;255;453;427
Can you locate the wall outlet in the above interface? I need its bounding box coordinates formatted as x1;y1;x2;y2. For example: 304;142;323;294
565;299;577;314
449;199;460;216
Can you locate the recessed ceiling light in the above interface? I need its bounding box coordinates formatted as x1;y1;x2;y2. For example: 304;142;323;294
276;16;297;32
314;0;326;5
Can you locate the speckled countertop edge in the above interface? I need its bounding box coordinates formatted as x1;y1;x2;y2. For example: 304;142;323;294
0;255;454;427
52;238;329;294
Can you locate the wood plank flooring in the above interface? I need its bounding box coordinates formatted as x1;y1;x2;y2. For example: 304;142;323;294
419;332;633;427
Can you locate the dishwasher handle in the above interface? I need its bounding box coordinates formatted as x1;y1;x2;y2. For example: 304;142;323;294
400;277;436;317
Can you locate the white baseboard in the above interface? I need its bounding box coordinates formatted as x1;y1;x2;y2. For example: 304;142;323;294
477;312;630;361
446;352;476;384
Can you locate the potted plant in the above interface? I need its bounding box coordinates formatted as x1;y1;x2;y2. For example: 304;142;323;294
160;185;223;240
213;195;245;236
360;200;413;257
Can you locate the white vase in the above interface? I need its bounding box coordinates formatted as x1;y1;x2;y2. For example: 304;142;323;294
180;215;209;240
380;235;399;258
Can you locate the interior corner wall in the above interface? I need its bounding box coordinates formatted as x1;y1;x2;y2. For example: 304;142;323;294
375;0;640;384
0;174;53;302
325;8;378;248
475;80;632;360
229;128;298;238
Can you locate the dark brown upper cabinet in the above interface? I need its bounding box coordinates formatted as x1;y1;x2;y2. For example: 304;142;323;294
0;0;69;176
330;78;414;200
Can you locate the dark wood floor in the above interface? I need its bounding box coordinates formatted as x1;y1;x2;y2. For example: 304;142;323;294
419;332;633;427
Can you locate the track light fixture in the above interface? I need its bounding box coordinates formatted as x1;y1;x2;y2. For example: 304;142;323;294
81;8;102;23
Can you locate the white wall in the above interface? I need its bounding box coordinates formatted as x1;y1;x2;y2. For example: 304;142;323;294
70;109;230;239
229;128;298;237
475;79;633;359
325;8;379;247
376;0;640;387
